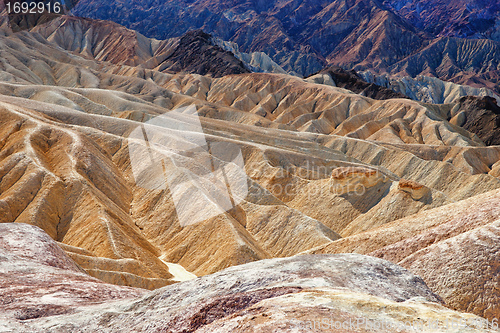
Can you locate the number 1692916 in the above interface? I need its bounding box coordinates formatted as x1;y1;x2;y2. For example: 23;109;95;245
5;1;62;14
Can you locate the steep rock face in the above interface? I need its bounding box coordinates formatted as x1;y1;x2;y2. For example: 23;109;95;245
337;34;500;92
212;37;288;74
30;15;177;67
322;2;426;71
31;15;289;77
384;37;500;92
152;29;251;77
72;0;329;76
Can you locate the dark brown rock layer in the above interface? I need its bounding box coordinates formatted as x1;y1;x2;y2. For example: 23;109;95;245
315;66;409;100
158;29;251;78
453;96;500;146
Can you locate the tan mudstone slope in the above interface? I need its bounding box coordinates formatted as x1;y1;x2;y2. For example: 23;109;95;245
0;15;499;328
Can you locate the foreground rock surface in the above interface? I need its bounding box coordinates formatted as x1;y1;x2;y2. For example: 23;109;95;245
0;223;146;324
308;188;500;321
2;223;494;332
